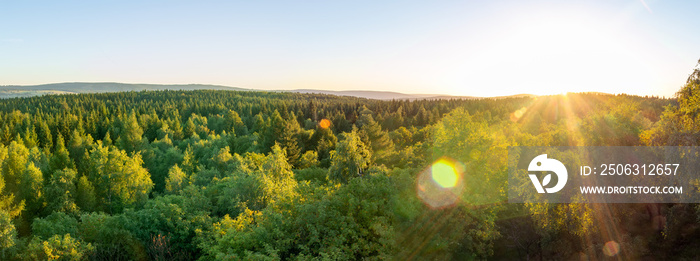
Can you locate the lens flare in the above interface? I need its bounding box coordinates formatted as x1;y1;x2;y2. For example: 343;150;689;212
417;157;465;209
432;160;458;188
510;107;528;122
319;119;331;129
602;241;620;257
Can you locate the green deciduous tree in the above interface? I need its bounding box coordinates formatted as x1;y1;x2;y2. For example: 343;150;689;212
201;174;398;260
0;210;17;253
258;144;297;207
141;136;183;193
329;129;371;184
23;234;94;261
86;144;153;214
165;164;187;194
43;169;79;216
642;60;700;146
2;141;30;195
19;163;43;225
31;212;78;240
298;150;319;169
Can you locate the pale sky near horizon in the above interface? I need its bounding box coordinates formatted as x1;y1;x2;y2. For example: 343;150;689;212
1;1;699;97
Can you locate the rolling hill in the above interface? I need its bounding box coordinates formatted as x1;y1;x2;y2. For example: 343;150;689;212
0;82;535;100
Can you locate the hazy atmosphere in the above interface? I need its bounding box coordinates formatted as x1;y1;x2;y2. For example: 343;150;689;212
2;0;699;97
4;1;700;260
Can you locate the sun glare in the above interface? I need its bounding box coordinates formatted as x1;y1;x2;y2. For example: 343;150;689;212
450;9;658;97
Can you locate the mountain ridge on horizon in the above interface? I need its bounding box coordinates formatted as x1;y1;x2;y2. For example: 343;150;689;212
0;82;538;100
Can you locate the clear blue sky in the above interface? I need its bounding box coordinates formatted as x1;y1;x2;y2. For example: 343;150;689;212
1;0;699;97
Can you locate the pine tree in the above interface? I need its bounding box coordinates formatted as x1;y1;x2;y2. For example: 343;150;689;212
116;111;144;153
225;110;248;136
184;117;196;139
75;176;96;213
36;120;53;150
49;133;74;172
23;127;38;148
264;110;285;151
103;132;113;146
181;145;197;175
358;114;394;164
280;115;302;167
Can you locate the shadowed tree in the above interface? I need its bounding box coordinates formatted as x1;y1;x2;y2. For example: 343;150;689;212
358;112;394;165
75;176;96;213
280;116;302;168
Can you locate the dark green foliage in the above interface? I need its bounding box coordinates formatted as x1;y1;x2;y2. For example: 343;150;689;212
293;167;327;183
280;118;302;168
31;212;79;240
75;176;96;213
141;136;184;193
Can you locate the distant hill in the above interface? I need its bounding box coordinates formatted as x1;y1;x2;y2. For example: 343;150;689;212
0;82;248;98
287;89;443;100
288;89;535;100
0;82;536;100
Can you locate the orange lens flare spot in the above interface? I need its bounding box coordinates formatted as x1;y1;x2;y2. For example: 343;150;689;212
602;241;620;257
319;119;331;129
510;107;528;121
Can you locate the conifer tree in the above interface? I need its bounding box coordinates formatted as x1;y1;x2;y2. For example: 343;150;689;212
49;133;74;172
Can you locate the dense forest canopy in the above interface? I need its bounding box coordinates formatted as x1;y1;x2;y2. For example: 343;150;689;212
2;72;699;260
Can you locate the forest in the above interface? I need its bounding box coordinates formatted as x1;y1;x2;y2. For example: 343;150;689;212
0;63;699;260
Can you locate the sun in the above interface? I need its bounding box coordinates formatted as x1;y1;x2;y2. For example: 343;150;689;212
449;8;653;97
